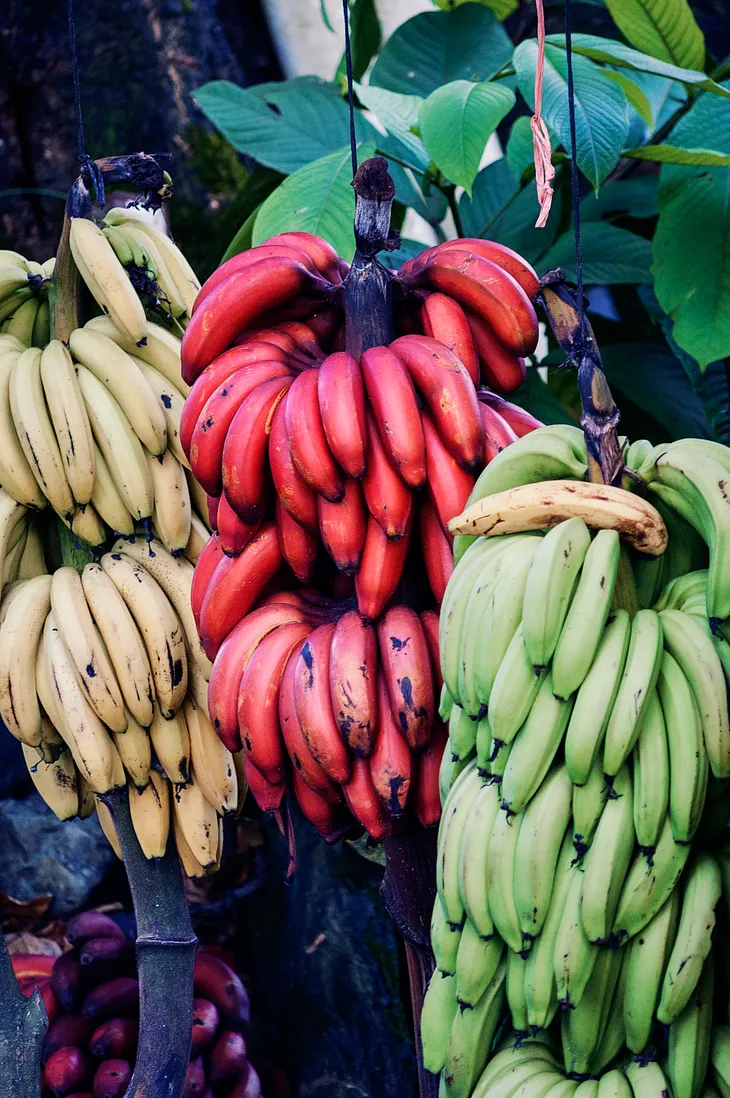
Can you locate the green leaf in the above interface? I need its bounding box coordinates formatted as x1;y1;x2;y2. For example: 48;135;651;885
580;177;659;220
420;81;515;193
432;0;518;18
653;173;730;368
511;366;577;426
252;144;376;262
336;0;382;82
624;145;730;166
194;79;378;175
600;342;713;440
600;70;653;124
546;34;730;98
506;116;536;181
458;158;560;264
320;0;335;32
513;41;629;189
603;0;704;72
541;221;653;283
658;83;730;198
380;237;428;269
354;83;428;170
220;207;259;263
370;7;512;97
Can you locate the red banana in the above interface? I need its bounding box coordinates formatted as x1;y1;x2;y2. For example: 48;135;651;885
180;344;291;457
191;243;320;315
467;309;527;393
361;411;413;540
416;248;538;355
181;257;326;381
280;641;341;799
390;334;484;472
293;623;352;784
317;352;368;478
355;507;414;622
12;954;55;980
221;375;292;521
199;522;282;658
419;496;454;605
182;1055;206;1097
420;292;479;384
401;238;540;299
269;395;319;532
238;620;312;784
79;936;129;966
41;982;62;1025
285;369;344;502
342;757;392;841
370;673;412;815
44;1046;90;1097
275;499;319;583
51;949;82;1010
227;1062;264;1098
217;493;260;557
243;753;286;813
190;998;219;1054
267;231;342;283
360;345;426;487
420;609;443;693
209;1029;248;1082
207;494;219;530
480;402;519;463
43;1015;93;1063
89;1017;137;1059
189;363;290;496
318;478;367;574
421;409;476;531
66;912;126;946
478;390;543;437
207;600;309;750
193;952;250;1027
306;306;342;350
378;605;434;750
92;1059;132;1098
82;977;139;1020
275;319;324;360
236;327;311;360
412;719;447;827
292;769;339;836
191;533;225;629
329;609;379;758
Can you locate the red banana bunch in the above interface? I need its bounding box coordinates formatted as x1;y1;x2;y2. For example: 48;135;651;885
14;910;261;1098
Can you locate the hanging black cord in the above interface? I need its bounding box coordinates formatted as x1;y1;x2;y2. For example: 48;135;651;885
341;0;358;179
67;0;105;207
564;0;585;346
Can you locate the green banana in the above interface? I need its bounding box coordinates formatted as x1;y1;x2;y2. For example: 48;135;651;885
487;805;527;954
658;852;721;1025
590;958;629;1072
472;1046;561;1098
431;896;463;976
560;945;623;1075
602;609;664;778
506;947;530;1034
553;862;598;1009
632;688;669;855
658;649;709;843
500;671;573;816
623;889;679;1054
667;956;714;1098
522;517;592;671
443;955;507;1098
439;683;455;722
551;529;620;700
476;714;494;776
437;761;484;926
596;1072;632;1098
564;610;630;785
449;703;478;762
455;923;504;1008
572;754;608;861
421;970;459;1074
580;763;634;945
458;779;502;939
487;626;545;747
624;1060;671;1098
513;764;573;944
710;1024;730;1098
612;814;692;944
523;830;575;1033
654;569;708;613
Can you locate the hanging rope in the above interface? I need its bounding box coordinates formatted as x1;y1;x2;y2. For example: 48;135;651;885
563;0;586;343
531;0;555;228
341;0;358;180
67;0;105;207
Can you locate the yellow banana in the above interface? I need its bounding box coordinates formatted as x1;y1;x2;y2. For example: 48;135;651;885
39;340;95;505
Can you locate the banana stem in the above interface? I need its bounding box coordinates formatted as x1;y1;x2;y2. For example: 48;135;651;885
0;929;46;1098
49;180;85;343
612;545;640;617
343;156;397;357
102;786;197;1098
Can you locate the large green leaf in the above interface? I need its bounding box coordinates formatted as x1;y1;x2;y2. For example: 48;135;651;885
513;41;629;189
580;177;658;220
601;70;653;124
458;158;560;264
194;80;378;175
546;34;730;98
420;81;515;193
624;145;730;166
354;83;428;170
432;0;518;18
252;144;376;261
600;342;713;439
370;7;512;98
540;221;653;283
603;0;704;72
512;366;577;426
336;0;382;82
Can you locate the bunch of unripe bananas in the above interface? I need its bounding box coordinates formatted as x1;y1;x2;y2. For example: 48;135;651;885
0;252;56;346
181;232;543;834
422;423;730;1098
13;909;259;1098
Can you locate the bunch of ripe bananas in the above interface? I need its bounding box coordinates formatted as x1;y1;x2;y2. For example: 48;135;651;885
13;909;259;1098
421;424;730;1098
0;251;56;346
